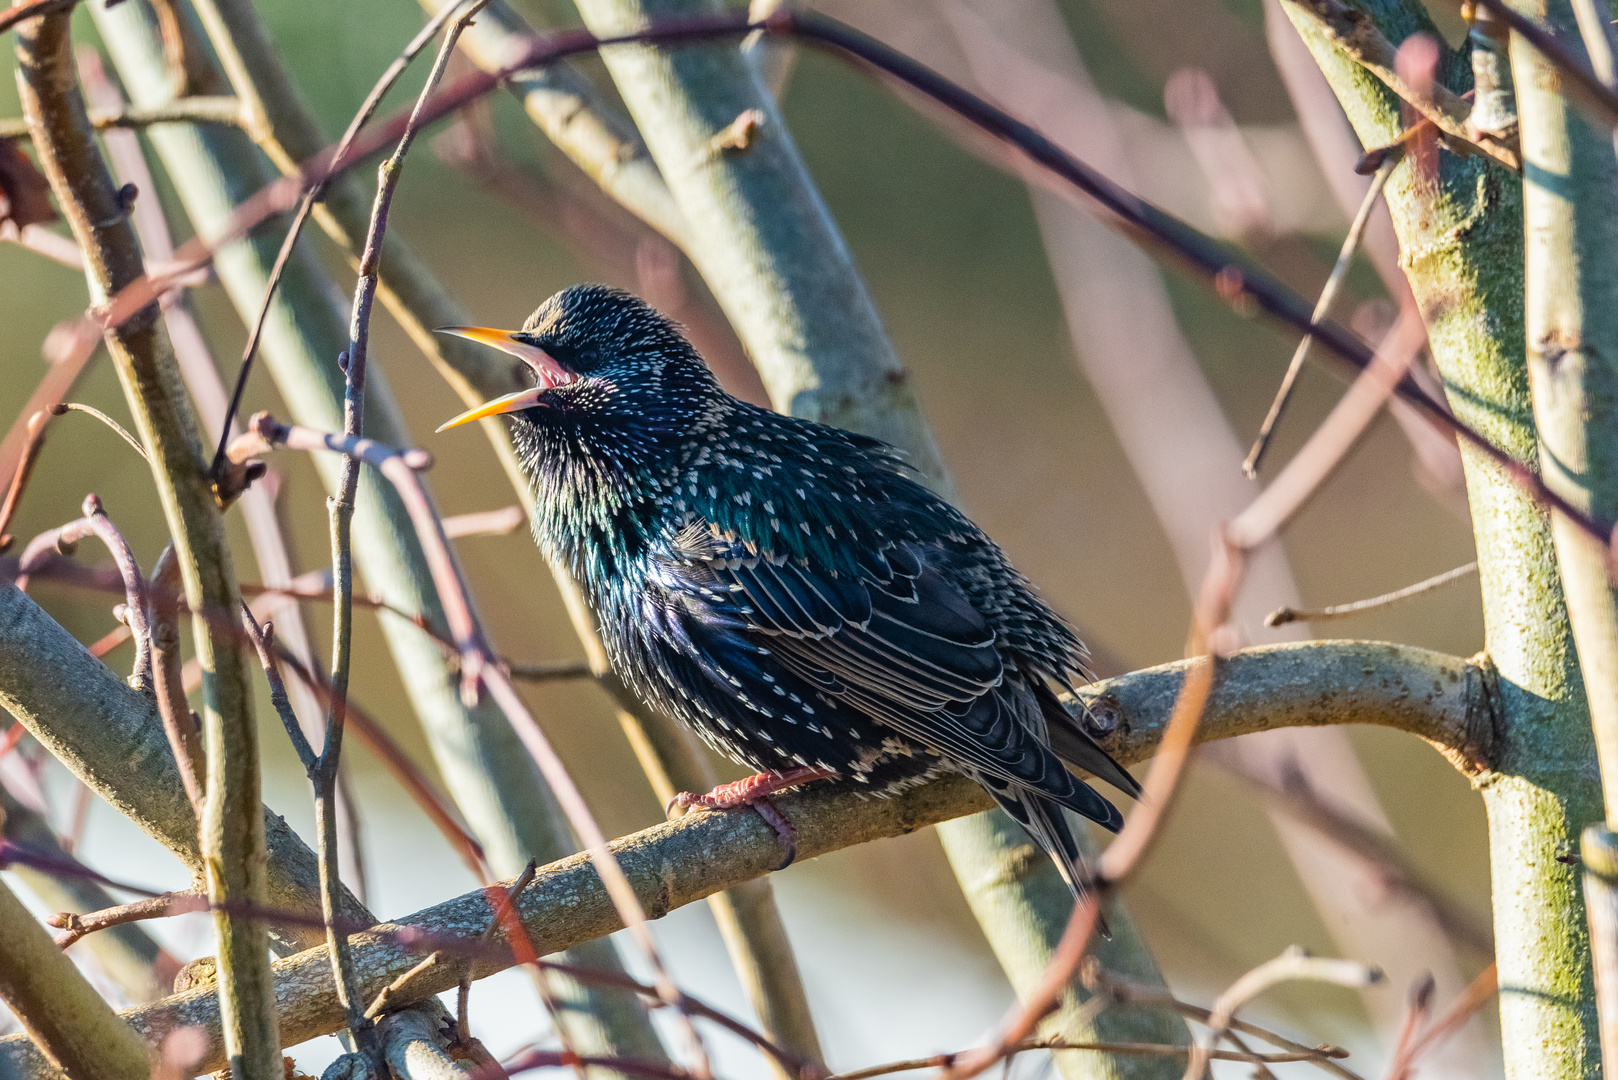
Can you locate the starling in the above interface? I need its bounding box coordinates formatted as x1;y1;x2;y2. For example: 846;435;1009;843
436;285;1140;899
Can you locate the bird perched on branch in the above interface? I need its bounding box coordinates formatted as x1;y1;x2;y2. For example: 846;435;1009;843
436;284;1140;899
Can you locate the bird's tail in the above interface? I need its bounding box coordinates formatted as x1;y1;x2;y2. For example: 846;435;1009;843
984;782;1111;937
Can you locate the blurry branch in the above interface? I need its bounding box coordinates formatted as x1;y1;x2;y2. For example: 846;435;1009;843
1222;755;1495;954
14;10;277;1080
0;219;81;266
1186;947;1382;1080
0;636;1493;1078
0;0;77;37
1383;963;1498;1080
1279;0;1518;169
0;877;152;1080
425;0;686;245
0;98;244;139
442;506;526;538
1;784;179;1003
1265;561;1478;627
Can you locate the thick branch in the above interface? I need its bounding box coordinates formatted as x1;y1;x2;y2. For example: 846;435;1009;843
0;878;152;1080
0;581;362;954
0;639;1487;1078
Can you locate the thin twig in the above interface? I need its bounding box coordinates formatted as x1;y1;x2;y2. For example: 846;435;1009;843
0;97;244;139
1380;975;1435;1080
1185;947;1383;1080
1227;302;1428;550
208;0;482;479
1083;965;1364;1080
53;495;155;695
1265;561;1478;627
830;1040;1341;1080
45;892;207;950
149;545;205;816
49;403;150;464
1243;156;1397;476
241;605;317;774
1387;961;1497;1076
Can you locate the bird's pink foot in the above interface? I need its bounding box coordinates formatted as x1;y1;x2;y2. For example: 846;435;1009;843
669;767;837;869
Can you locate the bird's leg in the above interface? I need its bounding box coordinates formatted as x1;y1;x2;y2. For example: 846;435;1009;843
668;766;837;870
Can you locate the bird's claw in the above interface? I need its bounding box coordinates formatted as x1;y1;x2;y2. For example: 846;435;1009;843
666;767;836;870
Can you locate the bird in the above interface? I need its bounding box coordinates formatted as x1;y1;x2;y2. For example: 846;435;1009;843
435;284;1140;901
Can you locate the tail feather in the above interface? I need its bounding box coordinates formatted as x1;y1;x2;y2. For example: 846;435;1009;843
1035;682;1143;800
983;780;1111;937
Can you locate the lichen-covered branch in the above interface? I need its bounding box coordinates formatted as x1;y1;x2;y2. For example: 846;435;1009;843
13;13;277;1079
0;638;1488;1079
1279;1;1603;1076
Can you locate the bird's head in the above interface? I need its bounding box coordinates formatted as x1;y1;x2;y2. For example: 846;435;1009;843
434;285;718;469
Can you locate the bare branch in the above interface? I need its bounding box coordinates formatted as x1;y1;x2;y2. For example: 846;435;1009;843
1266;562;1479;627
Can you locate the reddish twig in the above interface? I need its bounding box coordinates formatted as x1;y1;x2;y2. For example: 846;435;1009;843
0;0;76;37
1381;963;1497;1080
0;410;51;553
0;722;28;762
1381;975;1435;1080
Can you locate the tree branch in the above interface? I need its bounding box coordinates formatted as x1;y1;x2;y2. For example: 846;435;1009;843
14;13;277;1079
90;1;668;1066
0;639;1489;1078
0;877;152;1080
0;97;245;139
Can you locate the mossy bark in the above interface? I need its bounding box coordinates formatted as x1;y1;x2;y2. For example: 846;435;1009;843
1282;3;1601;1074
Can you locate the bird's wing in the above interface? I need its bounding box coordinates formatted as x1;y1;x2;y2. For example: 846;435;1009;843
654;521;1120;820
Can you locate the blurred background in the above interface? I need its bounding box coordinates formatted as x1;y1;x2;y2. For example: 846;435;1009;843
0;0;1496;1076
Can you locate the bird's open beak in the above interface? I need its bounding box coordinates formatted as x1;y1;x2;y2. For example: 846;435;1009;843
434;326;577;432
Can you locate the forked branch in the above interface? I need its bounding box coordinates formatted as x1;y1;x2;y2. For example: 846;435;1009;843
0;638;1490;1078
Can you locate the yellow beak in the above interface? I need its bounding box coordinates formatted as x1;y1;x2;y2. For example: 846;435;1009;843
433;326;576;432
